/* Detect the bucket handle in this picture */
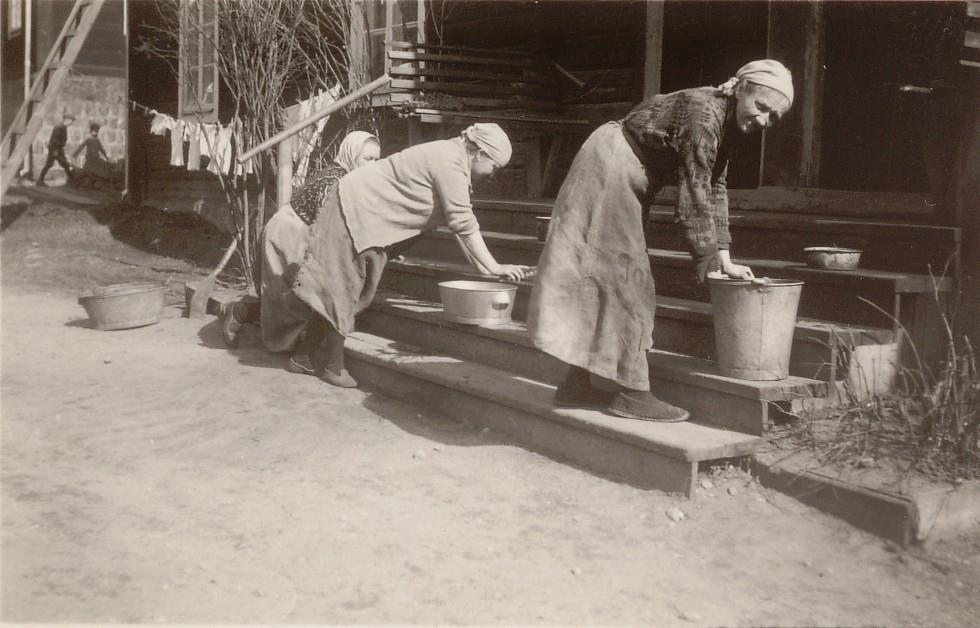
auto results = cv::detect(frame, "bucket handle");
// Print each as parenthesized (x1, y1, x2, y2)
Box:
(491, 292, 512, 310)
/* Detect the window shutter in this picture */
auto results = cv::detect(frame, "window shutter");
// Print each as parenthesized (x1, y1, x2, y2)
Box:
(963, 1, 980, 69)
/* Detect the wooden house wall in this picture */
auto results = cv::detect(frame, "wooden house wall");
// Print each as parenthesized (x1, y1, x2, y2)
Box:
(127, 0, 235, 234)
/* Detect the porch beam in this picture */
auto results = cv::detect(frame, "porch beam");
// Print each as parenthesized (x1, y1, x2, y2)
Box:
(643, 0, 664, 99)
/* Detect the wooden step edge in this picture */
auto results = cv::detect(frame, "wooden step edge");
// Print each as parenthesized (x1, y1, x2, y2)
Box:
(418, 227, 952, 292)
(369, 292, 829, 403)
(647, 207, 961, 236)
(383, 259, 896, 346)
(347, 331, 764, 464)
(472, 200, 959, 237)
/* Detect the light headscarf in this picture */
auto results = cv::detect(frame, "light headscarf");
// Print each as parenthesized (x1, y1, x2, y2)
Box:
(461, 123, 512, 168)
(334, 130, 380, 173)
(718, 59, 794, 106)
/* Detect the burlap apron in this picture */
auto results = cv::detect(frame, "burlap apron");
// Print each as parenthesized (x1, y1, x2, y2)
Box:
(527, 121, 656, 391)
(259, 204, 313, 353)
(290, 186, 382, 339)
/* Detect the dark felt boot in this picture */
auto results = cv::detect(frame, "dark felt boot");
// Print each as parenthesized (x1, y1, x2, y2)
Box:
(319, 323, 358, 388)
(607, 389, 690, 422)
(554, 366, 615, 408)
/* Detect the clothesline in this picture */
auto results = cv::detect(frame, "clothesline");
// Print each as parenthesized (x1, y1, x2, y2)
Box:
(120, 95, 253, 177)
(120, 90, 339, 184)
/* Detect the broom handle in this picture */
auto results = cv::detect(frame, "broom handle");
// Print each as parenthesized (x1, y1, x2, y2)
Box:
(210, 236, 240, 278)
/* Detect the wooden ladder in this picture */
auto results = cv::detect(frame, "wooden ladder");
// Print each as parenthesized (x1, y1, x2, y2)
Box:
(0, 0, 106, 197)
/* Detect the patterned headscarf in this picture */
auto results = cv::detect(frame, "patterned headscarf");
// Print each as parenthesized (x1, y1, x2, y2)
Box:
(461, 123, 512, 167)
(334, 130, 380, 173)
(718, 59, 794, 106)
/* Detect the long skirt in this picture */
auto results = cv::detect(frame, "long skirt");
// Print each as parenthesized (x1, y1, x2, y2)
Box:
(291, 186, 380, 337)
(259, 204, 313, 352)
(526, 121, 656, 391)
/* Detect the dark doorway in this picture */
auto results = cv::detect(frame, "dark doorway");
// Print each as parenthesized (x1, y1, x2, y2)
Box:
(819, 1, 963, 193)
(661, 0, 769, 189)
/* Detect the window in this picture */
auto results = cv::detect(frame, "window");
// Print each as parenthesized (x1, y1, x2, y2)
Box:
(365, 0, 423, 78)
(7, 0, 23, 36)
(179, 0, 219, 122)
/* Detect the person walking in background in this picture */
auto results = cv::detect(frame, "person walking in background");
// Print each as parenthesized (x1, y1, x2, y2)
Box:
(72, 122, 111, 181)
(35, 112, 75, 186)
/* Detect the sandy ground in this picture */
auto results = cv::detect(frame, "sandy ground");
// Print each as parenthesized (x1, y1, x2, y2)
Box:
(2, 201, 980, 626)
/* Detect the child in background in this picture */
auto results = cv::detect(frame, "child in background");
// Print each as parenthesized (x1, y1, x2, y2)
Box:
(35, 113, 74, 186)
(73, 122, 110, 173)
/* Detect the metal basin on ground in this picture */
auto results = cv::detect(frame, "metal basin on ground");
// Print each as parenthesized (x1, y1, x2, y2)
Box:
(78, 281, 166, 330)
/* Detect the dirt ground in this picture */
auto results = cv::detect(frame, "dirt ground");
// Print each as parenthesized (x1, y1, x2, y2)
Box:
(2, 199, 979, 626)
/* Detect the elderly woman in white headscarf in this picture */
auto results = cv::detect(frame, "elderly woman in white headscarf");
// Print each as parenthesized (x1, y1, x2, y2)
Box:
(291, 122, 533, 388)
(528, 59, 794, 422)
(222, 130, 380, 357)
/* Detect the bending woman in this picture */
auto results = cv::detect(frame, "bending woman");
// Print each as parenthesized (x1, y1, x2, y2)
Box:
(222, 131, 380, 375)
(528, 60, 794, 422)
(292, 123, 533, 388)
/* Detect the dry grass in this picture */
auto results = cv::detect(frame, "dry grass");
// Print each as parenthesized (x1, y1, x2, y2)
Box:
(769, 267, 979, 484)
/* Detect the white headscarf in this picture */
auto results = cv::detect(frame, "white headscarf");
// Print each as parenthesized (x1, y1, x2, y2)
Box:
(461, 123, 512, 168)
(334, 130, 380, 173)
(718, 59, 794, 106)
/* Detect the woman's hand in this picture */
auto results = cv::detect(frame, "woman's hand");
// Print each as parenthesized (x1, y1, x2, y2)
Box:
(497, 264, 534, 282)
(720, 262, 755, 280)
(715, 250, 754, 280)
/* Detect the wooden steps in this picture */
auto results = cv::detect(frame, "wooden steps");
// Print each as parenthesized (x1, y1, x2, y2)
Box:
(398, 227, 949, 329)
(345, 330, 763, 497)
(359, 292, 829, 436)
(469, 198, 960, 276)
(378, 258, 897, 386)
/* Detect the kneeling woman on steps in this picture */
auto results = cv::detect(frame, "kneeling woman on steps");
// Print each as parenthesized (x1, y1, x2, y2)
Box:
(226, 131, 382, 380)
(528, 60, 794, 422)
(292, 123, 534, 388)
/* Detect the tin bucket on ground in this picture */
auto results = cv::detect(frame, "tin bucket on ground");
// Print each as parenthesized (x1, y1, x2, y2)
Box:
(78, 281, 166, 330)
(708, 278, 804, 380)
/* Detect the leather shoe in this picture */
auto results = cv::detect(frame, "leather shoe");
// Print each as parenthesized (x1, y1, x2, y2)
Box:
(222, 301, 245, 348)
(320, 368, 358, 388)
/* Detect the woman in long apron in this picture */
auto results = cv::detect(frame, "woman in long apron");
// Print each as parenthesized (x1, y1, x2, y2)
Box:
(292, 123, 533, 388)
(221, 131, 380, 370)
(528, 60, 794, 422)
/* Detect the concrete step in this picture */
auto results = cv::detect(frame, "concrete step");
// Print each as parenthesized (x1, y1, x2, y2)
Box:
(379, 257, 898, 387)
(471, 198, 960, 276)
(359, 291, 830, 435)
(400, 227, 951, 328)
(345, 330, 764, 497)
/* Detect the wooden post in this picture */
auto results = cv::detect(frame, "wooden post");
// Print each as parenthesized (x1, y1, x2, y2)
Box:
(525, 136, 543, 199)
(762, 1, 824, 187)
(643, 0, 665, 99)
(276, 104, 299, 210)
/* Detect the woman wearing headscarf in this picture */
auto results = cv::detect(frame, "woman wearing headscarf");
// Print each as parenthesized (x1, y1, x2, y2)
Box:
(528, 60, 794, 422)
(221, 131, 380, 358)
(291, 122, 533, 388)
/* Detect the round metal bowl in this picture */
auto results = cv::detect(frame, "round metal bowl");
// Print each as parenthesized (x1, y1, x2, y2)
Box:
(438, 280, 517, 326)
(77, 281, 166, 330)
(804, 247, 863, 271)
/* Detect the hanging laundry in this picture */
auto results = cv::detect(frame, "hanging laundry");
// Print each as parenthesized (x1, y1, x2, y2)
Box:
(186, 122, 201, 170)
(149, 112, 174, 136)
(207, 125, 234, 176)
(170, 120, 186, 167)
(200, 123, 218, 160)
